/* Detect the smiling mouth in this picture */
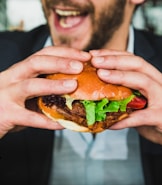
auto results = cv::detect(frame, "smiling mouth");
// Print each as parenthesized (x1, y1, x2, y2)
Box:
(54, 8, 88, 29)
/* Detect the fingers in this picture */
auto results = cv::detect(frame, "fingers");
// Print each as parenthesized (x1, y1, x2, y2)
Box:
(36, 46, 91, 60)
(97, 69, 161, 98)
(109, 111, 162, 145)
(0, 47, 91, 137)
(0, 108, 64, 138)
(89, 49, 162, 140)
(90, 49, 133, 56)
(9, 78, 78, 100)
(91, 51, 162, 85)
(13, 108, 63, 130)
(90, 50, 162, 100)
(0, 46, 91, 87)
(109, 108, 162, 130)
(1, 56, 82, 86)
(109, 110, 149, 130)
(15, 57, 83, 78)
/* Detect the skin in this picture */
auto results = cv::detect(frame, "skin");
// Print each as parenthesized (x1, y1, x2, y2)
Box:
(0, 47, 91, 138)
(90, 49, 162, 144)
(42, 0, 128, 50)
(1, 0, 162, 144)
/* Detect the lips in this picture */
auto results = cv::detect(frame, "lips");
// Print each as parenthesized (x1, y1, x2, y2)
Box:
(53, 8, 88, 30)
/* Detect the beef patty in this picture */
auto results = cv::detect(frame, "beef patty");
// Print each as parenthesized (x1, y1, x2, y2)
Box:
(41, 95, 133, 131)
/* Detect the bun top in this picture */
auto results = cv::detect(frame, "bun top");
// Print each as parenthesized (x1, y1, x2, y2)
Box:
(47, 63, 132, 100)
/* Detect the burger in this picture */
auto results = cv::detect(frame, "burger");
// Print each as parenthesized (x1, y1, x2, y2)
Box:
(38, 63, 147, 133)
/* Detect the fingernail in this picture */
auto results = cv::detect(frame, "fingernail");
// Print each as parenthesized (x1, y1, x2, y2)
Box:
(63, 80, 76, 88)
(90, 50, 100, 56)
(70, 61, 83, 71)
(81, 51, 90, 59)
(99, 69, 110, 77)
(93, 57, 104, 64)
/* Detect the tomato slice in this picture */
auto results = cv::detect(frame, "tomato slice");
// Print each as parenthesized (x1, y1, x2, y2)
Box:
(127, 96, 147, 109)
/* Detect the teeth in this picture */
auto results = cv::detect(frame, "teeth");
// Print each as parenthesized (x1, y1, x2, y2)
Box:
(55, 9, 81, 16)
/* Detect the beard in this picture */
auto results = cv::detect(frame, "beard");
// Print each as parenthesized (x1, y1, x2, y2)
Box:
(44, 0, 126, 51)
(84, 1, 127, 51)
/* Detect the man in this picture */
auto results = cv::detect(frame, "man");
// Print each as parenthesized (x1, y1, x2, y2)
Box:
(1, 0, 162, 184)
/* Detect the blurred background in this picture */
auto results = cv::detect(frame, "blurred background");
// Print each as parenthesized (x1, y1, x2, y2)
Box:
(0, 0, 46, 31)
(0, 0, 162, 35)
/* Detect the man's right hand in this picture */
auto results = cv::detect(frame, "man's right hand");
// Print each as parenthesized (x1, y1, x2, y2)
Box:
(0, 46, 91, 138)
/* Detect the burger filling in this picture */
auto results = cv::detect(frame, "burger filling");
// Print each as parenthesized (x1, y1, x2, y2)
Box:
(81, 95, 135, 126)
(41, 94, 137, 129)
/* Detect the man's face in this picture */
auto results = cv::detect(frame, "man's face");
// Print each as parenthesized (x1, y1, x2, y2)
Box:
(42, 0, 126, 51)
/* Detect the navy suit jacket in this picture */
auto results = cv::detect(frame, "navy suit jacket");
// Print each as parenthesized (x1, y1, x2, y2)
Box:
(0, 25, 162, 185)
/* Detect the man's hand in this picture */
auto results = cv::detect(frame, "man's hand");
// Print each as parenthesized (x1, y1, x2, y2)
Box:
(0, 46, 91, 138)
(90, 49, 162, 144)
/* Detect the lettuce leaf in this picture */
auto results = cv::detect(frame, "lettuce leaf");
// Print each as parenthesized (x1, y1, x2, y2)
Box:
(64, 94, 135, 126)
(81, 100, 96, 126)
(95, 98, 109, 121)
(81, 95, 135, 126)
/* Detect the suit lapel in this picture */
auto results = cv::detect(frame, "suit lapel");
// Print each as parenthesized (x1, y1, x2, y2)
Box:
(0, 25, 54, 185)
(134, 29, 162, 185)
(134, 29, 162, 71)
(24, 25, 54, 185)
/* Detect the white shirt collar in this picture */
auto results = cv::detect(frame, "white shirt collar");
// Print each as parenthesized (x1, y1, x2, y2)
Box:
(127, 25, 134, 53)
(44, 36, 53, 47)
